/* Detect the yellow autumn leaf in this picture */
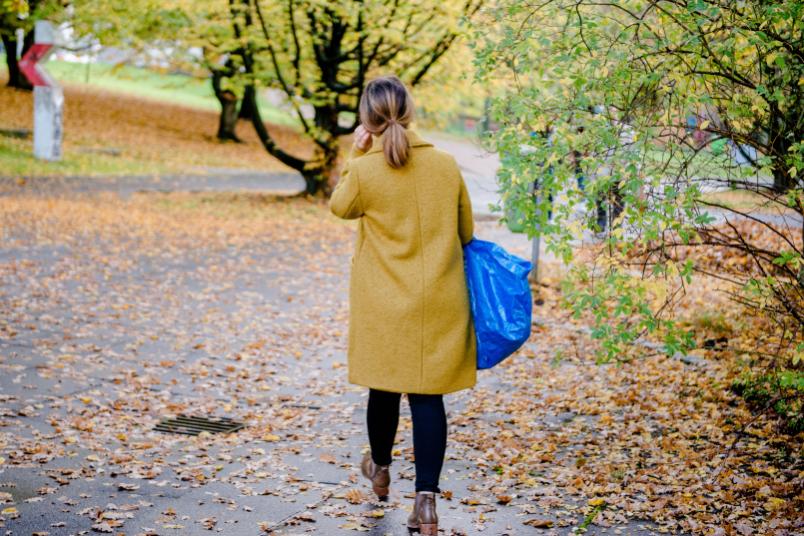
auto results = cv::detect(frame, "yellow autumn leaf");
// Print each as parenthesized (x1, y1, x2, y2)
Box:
(524, 519, 554, 528)
(339, 521, 370, 531)
(344, 488, 366, 504)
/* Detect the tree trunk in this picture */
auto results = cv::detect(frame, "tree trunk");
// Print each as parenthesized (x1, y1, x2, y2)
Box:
(2, 32, 32, 90)
(766, 88, 796, 192)
(773, 167, 793, 193)
(238, 85, 255, 120)
(217, 92, 240, 142)
(301, 140, 339, 197)
(246, 87, 313, 191)
(300, 106, 343, 196)
(771, 128, 794, 192)
(212, 71, 240, 142)
(301, 169, 329, 196)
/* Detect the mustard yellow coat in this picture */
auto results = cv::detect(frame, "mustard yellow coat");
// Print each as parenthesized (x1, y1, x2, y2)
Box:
(330, 129, 476, 394)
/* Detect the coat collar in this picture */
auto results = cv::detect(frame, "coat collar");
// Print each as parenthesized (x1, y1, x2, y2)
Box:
(366, 128, 433, 154)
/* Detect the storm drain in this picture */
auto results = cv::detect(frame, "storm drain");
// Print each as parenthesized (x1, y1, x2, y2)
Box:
(154, 415, 244, 436)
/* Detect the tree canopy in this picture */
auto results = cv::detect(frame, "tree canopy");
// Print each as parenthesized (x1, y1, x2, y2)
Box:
(64, 0, 482, 194)
(474, 0, 804, 362)
(218, 0, 483, 194)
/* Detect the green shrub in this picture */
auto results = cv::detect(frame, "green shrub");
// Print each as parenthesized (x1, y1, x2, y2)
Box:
(732, 370, 804, 434)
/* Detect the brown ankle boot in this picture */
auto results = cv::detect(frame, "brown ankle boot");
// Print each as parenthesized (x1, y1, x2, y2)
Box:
(407, 491, 438, 535)
(360, 452, 390, 499)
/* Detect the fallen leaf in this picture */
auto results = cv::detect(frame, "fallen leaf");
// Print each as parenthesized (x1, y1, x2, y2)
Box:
(524, 519, 554, 528)
(764, 497, 785, 511)
(344, 488, 366, 505)
(91, 521, 115, 533)
(1, 507, 19, 518)
(339, 521, 371, 531)
(293, 511, 315, 522)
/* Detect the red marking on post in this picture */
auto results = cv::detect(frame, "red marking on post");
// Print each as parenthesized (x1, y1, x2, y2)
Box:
(19, 43, 54, 87)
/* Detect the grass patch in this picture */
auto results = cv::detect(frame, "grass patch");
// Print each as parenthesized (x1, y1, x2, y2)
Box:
(699, 188, 794, 214)
(0, 135, 169, 177)
(0, 76, 313, 177)
(1, 54, 298, 128)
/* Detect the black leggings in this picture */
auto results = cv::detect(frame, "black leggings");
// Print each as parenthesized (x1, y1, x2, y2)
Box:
(366, 388, 447, 493)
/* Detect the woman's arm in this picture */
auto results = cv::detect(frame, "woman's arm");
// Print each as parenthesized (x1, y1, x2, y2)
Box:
(330, 151, 364, 220)
(330, 145, 367, 220)
(458, 175, 474, 245)
(331, 127, 372, 220)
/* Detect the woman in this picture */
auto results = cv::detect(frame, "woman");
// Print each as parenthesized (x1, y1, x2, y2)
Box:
(330, 75, 475, 536)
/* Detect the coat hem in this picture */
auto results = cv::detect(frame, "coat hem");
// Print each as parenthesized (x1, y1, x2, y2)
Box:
(347, 374, 476, 395)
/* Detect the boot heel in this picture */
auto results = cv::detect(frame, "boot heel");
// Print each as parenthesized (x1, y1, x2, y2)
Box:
(419, 523, 438, 535)
(361, 453, 391, 500)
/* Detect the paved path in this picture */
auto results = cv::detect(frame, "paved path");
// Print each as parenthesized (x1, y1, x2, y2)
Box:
(0, 131, 503, 216)
(0, 171, 305, 199)
(0, 185, 669, 534)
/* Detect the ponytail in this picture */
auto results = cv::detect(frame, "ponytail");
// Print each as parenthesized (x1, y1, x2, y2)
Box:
(383, 121, 410, 168)
(359, 75, 414, 168)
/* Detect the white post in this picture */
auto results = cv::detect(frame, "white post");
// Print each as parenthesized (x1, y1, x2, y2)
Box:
(20, 21, 62, 161)
(33, 85, 63, 161)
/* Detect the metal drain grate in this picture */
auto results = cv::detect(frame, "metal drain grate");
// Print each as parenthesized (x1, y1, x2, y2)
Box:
(154, 415, 244, 436)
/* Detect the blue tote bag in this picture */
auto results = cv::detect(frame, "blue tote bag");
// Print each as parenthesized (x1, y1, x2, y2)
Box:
(463, 239, 533, 369)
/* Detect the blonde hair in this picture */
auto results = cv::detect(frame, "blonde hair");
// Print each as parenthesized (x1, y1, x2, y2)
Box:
(358, 75, 414, 168)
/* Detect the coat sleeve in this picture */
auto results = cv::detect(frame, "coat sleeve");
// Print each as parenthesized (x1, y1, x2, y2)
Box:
(330, 146, 365, 220)
(458, 173, 474, 245)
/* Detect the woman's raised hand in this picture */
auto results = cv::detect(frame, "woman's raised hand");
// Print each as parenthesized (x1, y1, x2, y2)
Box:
(354, 125, 373, 153)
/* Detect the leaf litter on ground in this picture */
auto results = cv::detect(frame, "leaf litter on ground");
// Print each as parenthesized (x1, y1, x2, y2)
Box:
(0, 192, 800, 535)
